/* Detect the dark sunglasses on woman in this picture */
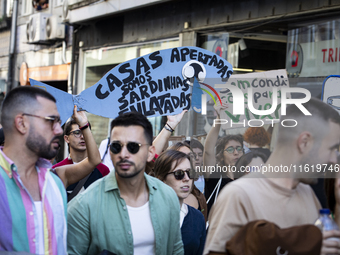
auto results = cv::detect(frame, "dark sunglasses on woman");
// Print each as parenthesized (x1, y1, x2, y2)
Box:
(167, 169, 193, 180)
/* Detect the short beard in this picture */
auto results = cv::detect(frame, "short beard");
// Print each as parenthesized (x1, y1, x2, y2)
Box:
(26, 125, 60, 160)
(115, 160, 145, 179)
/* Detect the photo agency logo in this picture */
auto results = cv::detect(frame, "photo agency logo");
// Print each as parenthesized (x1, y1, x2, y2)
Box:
(183, 62, 313, 128)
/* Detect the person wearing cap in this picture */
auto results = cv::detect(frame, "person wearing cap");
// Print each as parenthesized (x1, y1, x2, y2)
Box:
(204, 98, 340, 255)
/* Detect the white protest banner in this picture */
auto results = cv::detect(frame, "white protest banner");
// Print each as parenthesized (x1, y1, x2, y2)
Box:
(217, 69, 290, 129)
(30, 46, 233, 124)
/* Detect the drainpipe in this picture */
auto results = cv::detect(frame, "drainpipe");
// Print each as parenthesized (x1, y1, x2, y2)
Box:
(62, 40, 67, 64)
(69, 25, 79, 94)
(7, 0, 18, 91)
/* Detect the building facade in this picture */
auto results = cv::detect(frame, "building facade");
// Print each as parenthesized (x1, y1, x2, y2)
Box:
(6, 0, 340, 146)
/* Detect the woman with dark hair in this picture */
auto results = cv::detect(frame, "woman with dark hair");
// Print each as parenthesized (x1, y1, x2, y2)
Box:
(168, 142, 208, 222)
(154, 150, 206, 255)
(234, 151, 268, 179)
(243, 126, 271, 158)
(203, 103, 244, 214)
(214, 134, 245, 171)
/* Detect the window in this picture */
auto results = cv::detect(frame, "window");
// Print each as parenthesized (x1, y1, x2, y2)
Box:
(54, 0, 63, 7)
(32, 0, 49, 11)
(21, 0, 33, 15)
(6, 0, 14, 17)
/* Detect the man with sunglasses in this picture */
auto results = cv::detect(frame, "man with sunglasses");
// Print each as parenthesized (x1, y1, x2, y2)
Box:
(0, 86, 67, 254)
(204, 98, 340, 254)
(53, 119, 109, 202)
(67, 111, 184, 255)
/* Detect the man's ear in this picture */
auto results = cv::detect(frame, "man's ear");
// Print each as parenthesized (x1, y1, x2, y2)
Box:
(14, 115, 28, 135)
(147, 145, 156, 162)
(64, 135, 70, 144)
(297, 131, 313, 154)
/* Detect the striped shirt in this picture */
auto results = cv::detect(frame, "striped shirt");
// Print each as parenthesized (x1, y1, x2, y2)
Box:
(0, 149, 67, 254)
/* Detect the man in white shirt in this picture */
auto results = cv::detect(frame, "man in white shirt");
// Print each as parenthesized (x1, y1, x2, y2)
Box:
(67, 111, 184, 255)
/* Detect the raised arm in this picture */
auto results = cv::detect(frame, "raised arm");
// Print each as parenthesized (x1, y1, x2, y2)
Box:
(203, 102, 228, 178)
(54, 105, 101, 187)
(152, 110, 187, 156)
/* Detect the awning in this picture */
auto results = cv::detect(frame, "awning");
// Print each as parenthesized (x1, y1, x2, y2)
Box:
(20, 63, 70, 85)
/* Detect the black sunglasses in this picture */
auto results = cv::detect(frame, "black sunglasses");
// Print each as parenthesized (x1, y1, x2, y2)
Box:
(110, 141, 149, 154)
(167, 169, 193, 180)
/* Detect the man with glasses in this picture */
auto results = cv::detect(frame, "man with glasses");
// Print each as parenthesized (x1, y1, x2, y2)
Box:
(204, 98, 340, 254)
(53, 119, 109, 202)
(0, 86, 67, 254)
(67, 111, 184, 255)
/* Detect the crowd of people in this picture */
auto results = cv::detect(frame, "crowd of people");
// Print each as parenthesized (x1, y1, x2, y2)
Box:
(0, 86, 340, 255)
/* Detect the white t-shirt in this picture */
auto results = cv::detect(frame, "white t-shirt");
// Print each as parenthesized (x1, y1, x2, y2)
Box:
(127, 202, 155, 255)
(34, 201, 44, 255)
(99, 138, 114, 171)
(180, 203, 188, 228)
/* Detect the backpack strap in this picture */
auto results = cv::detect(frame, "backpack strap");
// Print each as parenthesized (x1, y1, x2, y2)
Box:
(67, 173, 91, 202)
